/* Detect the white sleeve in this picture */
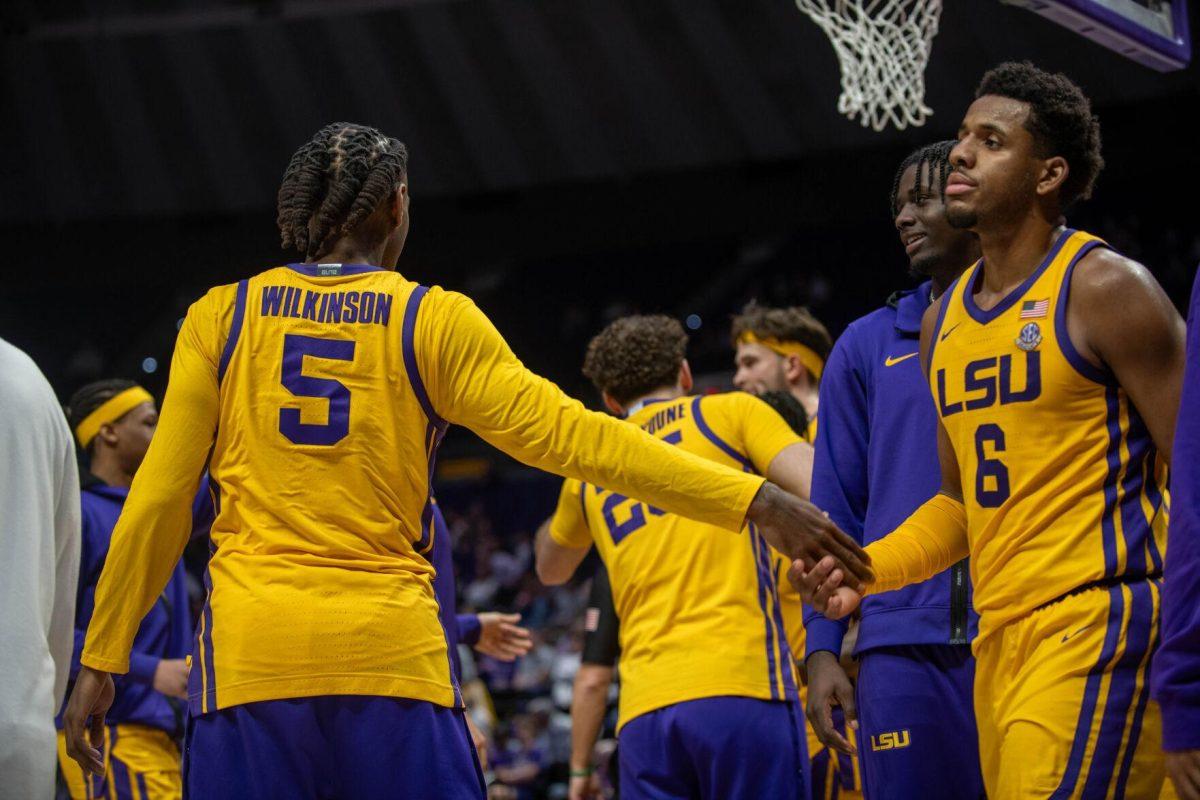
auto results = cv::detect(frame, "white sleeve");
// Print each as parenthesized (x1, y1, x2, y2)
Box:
(0, 338, 80, 800)
(50, 412, 81, 709)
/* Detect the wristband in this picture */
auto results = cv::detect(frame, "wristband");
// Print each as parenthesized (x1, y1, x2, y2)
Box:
(569, 767, 595, 778)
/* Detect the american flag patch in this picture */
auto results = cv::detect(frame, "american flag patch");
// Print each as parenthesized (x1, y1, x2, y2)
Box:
(1020, 299, 1049, 319)
(585, 607, 600, 632)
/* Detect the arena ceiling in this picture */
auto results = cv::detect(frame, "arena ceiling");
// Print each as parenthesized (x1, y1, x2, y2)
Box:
(2, 0, 1197, 223)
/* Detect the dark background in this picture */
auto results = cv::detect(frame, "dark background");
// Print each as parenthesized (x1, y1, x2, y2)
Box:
(3, 0, 1198, 464)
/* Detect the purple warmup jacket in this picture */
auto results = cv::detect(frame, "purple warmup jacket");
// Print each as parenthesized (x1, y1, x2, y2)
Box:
(805, 282, 978, 658)
(1152, 266, 1200, 751)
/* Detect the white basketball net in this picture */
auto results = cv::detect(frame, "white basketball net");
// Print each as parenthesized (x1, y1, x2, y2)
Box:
(794, 0, 943, 131)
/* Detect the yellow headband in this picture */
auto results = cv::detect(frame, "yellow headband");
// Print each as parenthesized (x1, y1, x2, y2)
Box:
(737, 331, 825, 381)
(74, 386, 154, 448)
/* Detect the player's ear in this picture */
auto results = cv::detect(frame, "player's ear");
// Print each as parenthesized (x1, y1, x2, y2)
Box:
(391, 183, 407, 227)
(783, 354, 805, 385)
(97, 423, 119, 449)
(602, 392, 625, 417)
(1036, 156, 1069, 200)
(679, 360, 693, 394)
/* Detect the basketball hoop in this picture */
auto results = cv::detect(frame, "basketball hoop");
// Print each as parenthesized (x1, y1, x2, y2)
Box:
(794, 0, 943, 132)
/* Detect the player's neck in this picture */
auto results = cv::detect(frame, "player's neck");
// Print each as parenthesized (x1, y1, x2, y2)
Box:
(791, 387, 818, 422)
(624, 386, 683, 416)
(312, 239, 388, 269)
(90, 453, 134, 489)
(976, 214, 1062, 295)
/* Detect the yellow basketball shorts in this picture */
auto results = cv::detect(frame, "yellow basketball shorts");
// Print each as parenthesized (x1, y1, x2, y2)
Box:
(57, 724, 182, 800)
(973, 578, 1165, 799)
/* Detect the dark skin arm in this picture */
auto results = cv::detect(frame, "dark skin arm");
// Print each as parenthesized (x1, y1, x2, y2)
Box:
(1067, 248, 1185, 462)
(790, 293, 963, 618)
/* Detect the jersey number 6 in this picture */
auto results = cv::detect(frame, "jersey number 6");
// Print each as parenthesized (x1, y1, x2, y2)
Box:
(279, 333, 355, 446)
(974, 423, 1010, 508)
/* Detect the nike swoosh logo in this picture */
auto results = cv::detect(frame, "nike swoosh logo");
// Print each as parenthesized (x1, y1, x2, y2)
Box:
(939, 323, 961, 342)
(884, 352, 919, 367)
(1061, 624, 1093, 643)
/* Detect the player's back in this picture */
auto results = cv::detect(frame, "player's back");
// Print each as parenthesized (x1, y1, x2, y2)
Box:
(194, 263, 453, 713)
(551, 392, 799, 729)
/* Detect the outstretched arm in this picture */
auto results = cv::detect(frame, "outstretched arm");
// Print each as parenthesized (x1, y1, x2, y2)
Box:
(421, 291, 871, 586)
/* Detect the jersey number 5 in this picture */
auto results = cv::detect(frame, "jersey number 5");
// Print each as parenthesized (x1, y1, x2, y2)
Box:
(279, 334, 355, 446)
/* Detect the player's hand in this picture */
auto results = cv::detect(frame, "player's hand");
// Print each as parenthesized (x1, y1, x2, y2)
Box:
(788, 556, 864, 619)
(1167, 750, 1200, 800)
(465, 714, 489, 771)
(746, 482, 872, 591)
(152, 658, 190, 699)
(806, 650, 857, 755)
(62, 666, 116, 777)
(569, 772, 602, 800)
(475, 613, 533, 661)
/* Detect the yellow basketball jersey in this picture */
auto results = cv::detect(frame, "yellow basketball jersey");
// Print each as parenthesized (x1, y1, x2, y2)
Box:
(929, 229, 1168, 644)
(82, 262, 767, 715)
(548, 392, 801, 730)
(196, 265, 452, 713)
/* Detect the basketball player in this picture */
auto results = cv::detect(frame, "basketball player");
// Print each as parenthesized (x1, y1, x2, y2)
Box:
(56, 380, 214, 800)
(803, 141, 985, 800)
(536, 314, 814, 799)
(732, 303, 831, 440)
(61, 122, 869, 799)
(729, 312, 863, 799)
(1154, 265, 1200, 800)
(796, 62, 1185, 798)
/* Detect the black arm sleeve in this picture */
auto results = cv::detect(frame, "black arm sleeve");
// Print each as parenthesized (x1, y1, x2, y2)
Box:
(581, 561, 620, 667)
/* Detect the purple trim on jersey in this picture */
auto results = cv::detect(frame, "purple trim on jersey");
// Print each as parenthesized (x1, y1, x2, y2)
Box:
(747, 524, 780, 701)
(689, 396, 752, 471)
(217, 279, 249, 385)
(1119, 406, 1155, 576)
(402, 285, 447, 429)
(925, 272, 962, 373)
(1081, 580, 1156, 796)
(761, 547, 798, 701)
(285, 263, 386, 276)
(197, 539, 218, 715)
(136, 773, 149, 800)
(1100, 388, 1123, 579)
(1053, 240, 1114, 385)
(1050, 585, 1125, 799)
(963, 229, 1074, 325)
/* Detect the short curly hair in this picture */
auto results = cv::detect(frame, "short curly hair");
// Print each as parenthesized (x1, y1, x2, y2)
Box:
(976, 61, 1103, 209)
(730, 302, 833, 368)
(582, 315, 688, 406)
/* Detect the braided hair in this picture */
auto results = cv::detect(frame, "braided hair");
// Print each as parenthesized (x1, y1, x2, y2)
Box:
(66, 379, 137, 455)
(889, 140, 956, 217)
(276, 123, 409, 260)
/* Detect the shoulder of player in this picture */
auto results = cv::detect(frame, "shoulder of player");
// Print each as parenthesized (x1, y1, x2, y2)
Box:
(1068, 247, 1165, 324)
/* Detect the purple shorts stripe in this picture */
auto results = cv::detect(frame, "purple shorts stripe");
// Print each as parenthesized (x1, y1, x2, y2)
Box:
(1114, 581, 1161, 796)
(1050, 586, 1126, 799)
(1081, 581, 1156, 796)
